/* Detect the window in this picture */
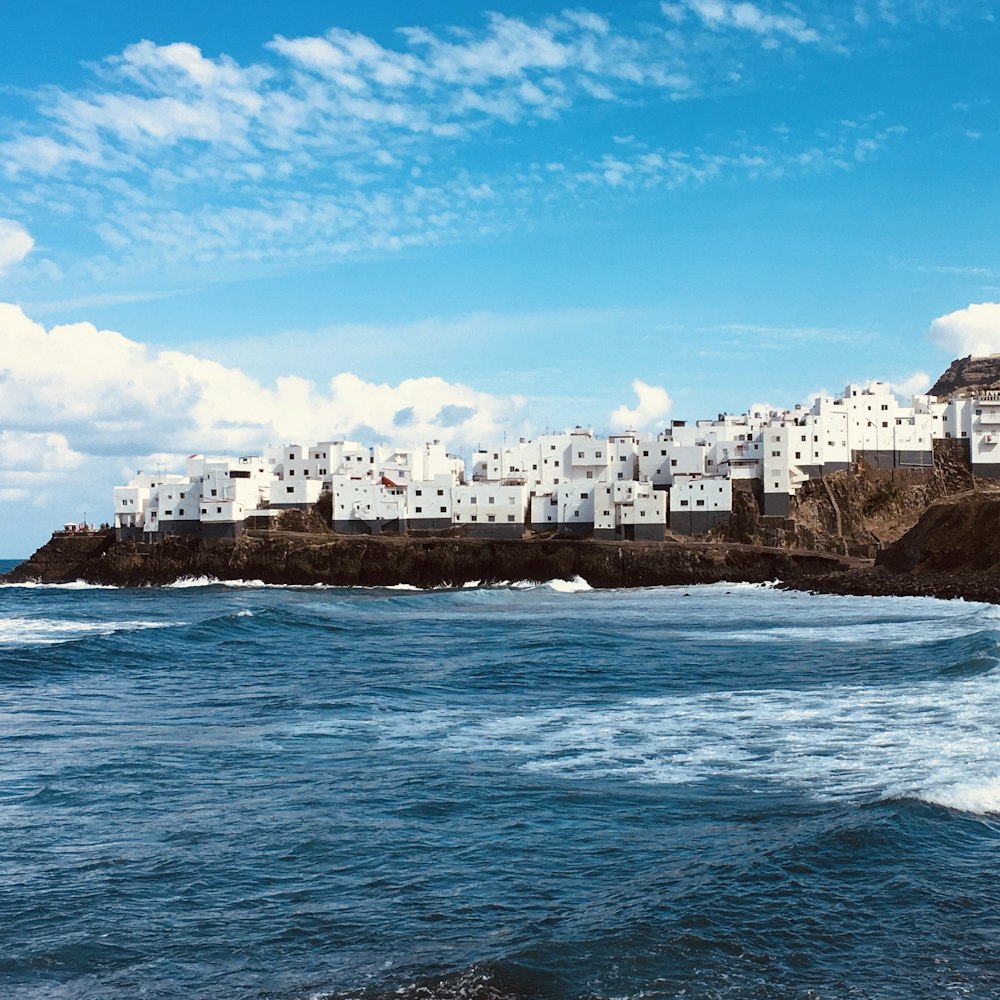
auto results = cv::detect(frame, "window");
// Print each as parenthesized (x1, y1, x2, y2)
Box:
(882, 422, 888, 429)
(680, 500, 689, 507)
(640, 511, 646, 517)
(471, 515, 478, 522)
(670, 459, 677, 467)
(581, 493, 588, 499)
(603, 510, 610, 516)
(415, 489, 422, 496)
(164, 510, 172, 516)
(795, 452, 801, 460)
(211, 489, 217, 496)
(440, 507, 447, 514)
(286, 486, 294, 494)
(578, 451, 584, 458)
(437, 489, 444, 496)
(201, 508, 207, 515)
(881, 404, 888, 411)
(550, 497, 557, 506)
(289, 454, 296, 460)
(661, 450, 667, 457)
(415, 506, 422, 513)
(554, 460, 560, 467)
(696, 499, 705, 507)
(507, 514, 515, 522)
(532, 464, 538, 471)
(642, 450, 649, 457)
(217, 506, 222, 514)
(595, 451, 602, 459)
(180, 492, 186, 499)
(493, 453, 499, 459)
(618, 473, 624, 480)
(488, 496, 495, 504)
(488, 514, 496, 522)
(774, 482, 779, 489)
(620, 455, 627, 462)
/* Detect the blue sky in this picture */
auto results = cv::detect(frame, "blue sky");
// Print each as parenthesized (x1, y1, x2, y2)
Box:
(1, 0, 999, 553)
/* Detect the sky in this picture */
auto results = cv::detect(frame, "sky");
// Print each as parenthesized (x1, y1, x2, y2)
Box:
(2, 0, 1000, 554)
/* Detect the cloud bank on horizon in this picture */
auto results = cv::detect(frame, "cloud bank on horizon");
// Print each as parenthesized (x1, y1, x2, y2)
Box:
(0, 299, 978, 535)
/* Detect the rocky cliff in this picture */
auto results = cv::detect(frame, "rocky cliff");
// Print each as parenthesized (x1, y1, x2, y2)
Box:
(928, 354, 1000, 399)
(3, 530, 857, 589)
(711, 439, 975, 558)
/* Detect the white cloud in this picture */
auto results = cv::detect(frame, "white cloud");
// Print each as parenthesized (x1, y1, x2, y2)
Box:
(929, 302, 1000, 357)
(0, 302, 527, 505)
(0, 218, 34, 274)
(610, 379, 673, 429)
(888, 371, 931, 398)
(682, 0, 821, 44)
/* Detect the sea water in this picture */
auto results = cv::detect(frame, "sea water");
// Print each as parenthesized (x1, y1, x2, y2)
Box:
(2, 565, 1000, 999)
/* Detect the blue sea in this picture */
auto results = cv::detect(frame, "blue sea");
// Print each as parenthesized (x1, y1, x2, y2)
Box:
(3, 563, 1000, 1000)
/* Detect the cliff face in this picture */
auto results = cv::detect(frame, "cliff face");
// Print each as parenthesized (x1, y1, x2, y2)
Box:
(876, 494, 1000, 575)
(4, 531, 856, 589)
(710, 440, 974, 558)
(928, 355, 1000, 399)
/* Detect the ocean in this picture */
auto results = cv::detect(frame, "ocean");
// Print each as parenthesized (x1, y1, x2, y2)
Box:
(2, 566, 1000, 1000)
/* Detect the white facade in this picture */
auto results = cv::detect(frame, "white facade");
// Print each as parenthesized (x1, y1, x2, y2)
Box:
(115, 370, 1000, 542)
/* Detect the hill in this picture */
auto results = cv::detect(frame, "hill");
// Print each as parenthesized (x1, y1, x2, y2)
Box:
(928, 354, 1000, 399)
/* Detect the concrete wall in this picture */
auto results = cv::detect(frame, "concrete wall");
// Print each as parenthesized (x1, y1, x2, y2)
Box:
(669, 509, 731, 536)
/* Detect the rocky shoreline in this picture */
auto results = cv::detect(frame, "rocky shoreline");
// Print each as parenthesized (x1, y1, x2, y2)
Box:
(7, 491, 1000, 602)
(1, 530, 860, 590)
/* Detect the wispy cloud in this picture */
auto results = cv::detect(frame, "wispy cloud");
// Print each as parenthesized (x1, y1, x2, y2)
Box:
(0, 218, 34, 275)
(0, 6, 944, 291)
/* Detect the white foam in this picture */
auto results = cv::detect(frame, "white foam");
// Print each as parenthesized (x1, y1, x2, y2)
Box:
(233, 609, 254, 618)
(918, 778, 1000, 816)
(544, 576, 592, 593)
(0, 580, 118, 590)
(384, 583, 422, 591)
(367, 667, 1000, 809)
(0, 616, 174, 646)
